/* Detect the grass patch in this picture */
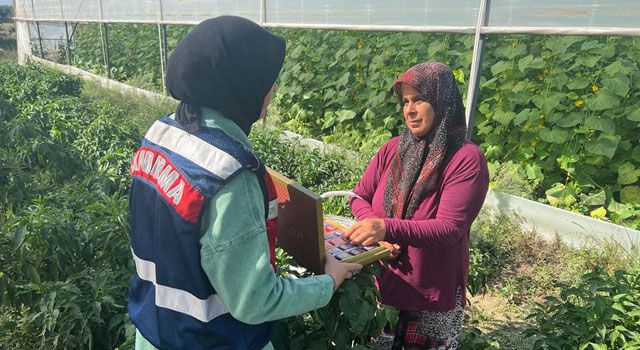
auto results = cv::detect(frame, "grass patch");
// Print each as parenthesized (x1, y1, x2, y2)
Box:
(466, 211, 640, 349)
(80, 79, 177, 133)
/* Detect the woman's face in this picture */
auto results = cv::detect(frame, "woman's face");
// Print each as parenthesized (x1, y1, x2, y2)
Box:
(401, 83, 435, 137)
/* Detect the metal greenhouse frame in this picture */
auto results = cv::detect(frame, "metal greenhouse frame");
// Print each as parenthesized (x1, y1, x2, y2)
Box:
(11, 0, 640, 250)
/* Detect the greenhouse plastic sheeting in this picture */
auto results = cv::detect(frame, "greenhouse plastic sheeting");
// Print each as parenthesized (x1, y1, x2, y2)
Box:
(264, 0, 479, 27)
(15, 0, 262, 23)
(15, 0, 640, 29)
(488, 0, 640, 29)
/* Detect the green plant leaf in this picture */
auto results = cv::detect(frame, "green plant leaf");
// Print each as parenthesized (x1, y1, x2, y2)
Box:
(495, 44, 526, 59)
(514, 109, 531, 126)
(361, 109, 376, 121)
(491, 61, 510, 76)
(620, 186, 640, 204)
(539, 128, 569, 144)
(526, 163, 545, 183)
(322, 111, 336, 129)
(493, 109, 516, 125)
(336, 109, 356, 123)
(628, 106, 640, 122)
(428, 40, 446, 57)
(604, 61, 630, 76)
(532, 94, 562, 114)
(557, 154, 578, 176)
(602, 75, 630, 97)
(567, 77, 591, 90)
(518, 55, 545, 71)
(590, 207, 607, 219)
(554, 112, 582, 128)
(585, 115, 616, 134)
(587, 90, 621, 111)
(452, 69, 465, 84)
(587, 342, 608, 350)
(581, 40, 603, 50)
(478, 103, 492, 116)
(546, 183, 576, 207)
(585, 134, 619, 159)
(618, 162, 639, 185)
(632, 146, 640, 162)
(582, 190, 606, 206)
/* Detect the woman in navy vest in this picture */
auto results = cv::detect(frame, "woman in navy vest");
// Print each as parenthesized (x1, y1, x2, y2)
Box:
(128, 16, 362, 350)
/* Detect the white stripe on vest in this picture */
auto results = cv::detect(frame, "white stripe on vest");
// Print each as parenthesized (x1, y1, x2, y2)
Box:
(145, 121, 243, 179)
(132, 249, 229, 322)
(267, 199, 278, 220)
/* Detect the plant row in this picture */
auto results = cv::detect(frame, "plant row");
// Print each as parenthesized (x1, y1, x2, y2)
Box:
(1, 61, 638, 349)
(59, 24, 640, 228)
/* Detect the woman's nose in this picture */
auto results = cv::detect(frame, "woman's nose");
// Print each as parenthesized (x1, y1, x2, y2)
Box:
(405, 101, 416, 113)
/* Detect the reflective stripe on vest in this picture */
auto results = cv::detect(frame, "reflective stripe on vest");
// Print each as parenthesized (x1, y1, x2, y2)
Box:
(144, 120, 243, 179)
(267, 199, 278, 221)
(132, 249, 229, 322)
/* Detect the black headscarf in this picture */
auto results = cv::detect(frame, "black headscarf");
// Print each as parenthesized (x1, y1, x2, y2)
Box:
(166, 16, 286, 135)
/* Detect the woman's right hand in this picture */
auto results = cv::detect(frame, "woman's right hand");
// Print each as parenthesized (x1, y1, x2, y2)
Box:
(324, 252, 362, 292)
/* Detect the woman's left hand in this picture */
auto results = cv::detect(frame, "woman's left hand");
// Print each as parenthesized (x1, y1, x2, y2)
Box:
(345, 218, 386, 246)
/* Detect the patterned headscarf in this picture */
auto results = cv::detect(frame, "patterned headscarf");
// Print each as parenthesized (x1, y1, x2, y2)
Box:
(383, 62, 467, 219)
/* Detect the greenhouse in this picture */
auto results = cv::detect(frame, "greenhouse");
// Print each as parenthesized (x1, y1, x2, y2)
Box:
(1, 0, 639, 348)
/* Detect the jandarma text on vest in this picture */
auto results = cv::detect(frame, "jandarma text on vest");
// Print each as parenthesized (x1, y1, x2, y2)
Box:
(131, 147, 185, 205)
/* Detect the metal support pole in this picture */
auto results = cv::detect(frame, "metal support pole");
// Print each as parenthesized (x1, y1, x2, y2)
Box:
(64, 22, 71, 64)
(29, 0, 44, 57)
(464, 0, 490, 140)
(158, 23, 167, 93)
(100, 23, 111, 78)
(34, 21, 44, 58)
(157, 0, 168, 94)
(260, 0, 267, 26)
(98, 0, 111, 78)
(59, 0, 70, 64)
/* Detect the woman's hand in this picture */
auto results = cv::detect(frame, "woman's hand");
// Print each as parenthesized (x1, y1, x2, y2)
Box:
(324, 252, 362, 291)
(378, 241, 402, 260)
(344, 218, 386, 246)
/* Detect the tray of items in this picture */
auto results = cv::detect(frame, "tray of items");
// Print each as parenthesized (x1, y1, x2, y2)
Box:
(323, 215, 390, 265)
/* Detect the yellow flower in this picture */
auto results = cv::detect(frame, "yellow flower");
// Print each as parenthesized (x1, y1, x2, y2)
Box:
(575, 99, 584, 107)
(592, 84, 599, 92)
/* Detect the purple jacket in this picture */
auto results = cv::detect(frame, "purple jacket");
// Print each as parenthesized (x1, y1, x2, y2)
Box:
(350, 137, 488, 311)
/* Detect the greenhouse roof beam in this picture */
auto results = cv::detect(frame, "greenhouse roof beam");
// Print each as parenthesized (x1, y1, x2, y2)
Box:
(12, 16, 640, 37)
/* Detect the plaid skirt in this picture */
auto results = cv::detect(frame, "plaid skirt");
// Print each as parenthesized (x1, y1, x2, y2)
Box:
(376, 288, 464, 350)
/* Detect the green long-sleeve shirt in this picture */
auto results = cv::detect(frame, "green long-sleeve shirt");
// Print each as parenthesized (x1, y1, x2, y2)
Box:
(135, 108, 333, 349)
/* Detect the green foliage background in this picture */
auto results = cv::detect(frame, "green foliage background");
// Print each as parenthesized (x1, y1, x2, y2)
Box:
(1, 61, 638, 349)
(0, 63, 138, 349)
(65, 24, 640, 228)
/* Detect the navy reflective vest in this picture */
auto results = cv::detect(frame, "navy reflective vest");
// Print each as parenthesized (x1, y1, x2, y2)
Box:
(128, 117, 276, 349)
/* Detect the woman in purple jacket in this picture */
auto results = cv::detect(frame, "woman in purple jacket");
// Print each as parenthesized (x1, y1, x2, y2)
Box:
(345, 62, 489, 349)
